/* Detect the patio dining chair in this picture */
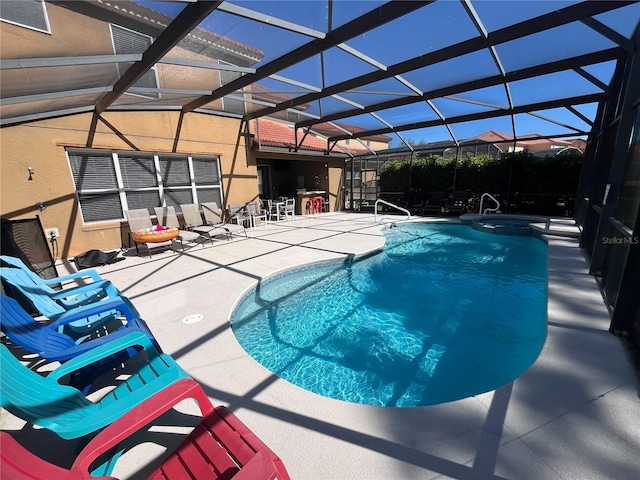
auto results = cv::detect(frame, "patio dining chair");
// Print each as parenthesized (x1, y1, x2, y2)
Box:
(228, 203, 252, 228)
(246, 200, 268, 227)
(279, 198, 295, 221)
(179, 203, 231, 241)
(201, 202, 247, 238)
(265, 199, 284, 221)
(0, 378, 291, 480)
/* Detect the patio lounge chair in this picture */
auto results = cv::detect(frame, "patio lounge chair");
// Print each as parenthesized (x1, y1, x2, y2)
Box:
(125, 209, 175, 257)
(154, 206, 206, 249)
(179, 203, 231, 241)
(422, 191, 445, 215)
(0, 266, 136, 337)
(447, 190, 469, 215)
(0, 330, 188, 440)
(0, 378, 291, 480)
(1, 254, 103, 291)
(0, 254, 117, 315)
(201, 202, 247, 237)
(0, 294, 160, 362)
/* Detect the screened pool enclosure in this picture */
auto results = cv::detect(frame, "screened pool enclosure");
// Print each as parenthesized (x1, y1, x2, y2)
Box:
(1, 2, 639, 351)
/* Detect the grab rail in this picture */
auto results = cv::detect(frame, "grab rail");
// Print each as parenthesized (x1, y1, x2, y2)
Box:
(374, 199, 411, 223)
(479, 193, 500, 214)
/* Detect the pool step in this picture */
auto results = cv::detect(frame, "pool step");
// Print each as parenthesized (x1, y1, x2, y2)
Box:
(529, 221, 581, 238)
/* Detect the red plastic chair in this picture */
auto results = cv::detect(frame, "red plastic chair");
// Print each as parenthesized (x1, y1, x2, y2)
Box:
(1, 379, 290, 480)
(311, 197, 323, 214)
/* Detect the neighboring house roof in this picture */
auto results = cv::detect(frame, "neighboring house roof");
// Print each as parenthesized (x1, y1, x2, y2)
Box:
(248, 88, 392, 146)
(251, 119, 329, 153)
(250, 84, 312, 111)
(569, 138, 587, 152)
(470, 131, 575, 152)
(251, 118, 388, 155)
(311, 122, 392, 145)
(472, 131, 514, 143)
(532, 147, 584, 158)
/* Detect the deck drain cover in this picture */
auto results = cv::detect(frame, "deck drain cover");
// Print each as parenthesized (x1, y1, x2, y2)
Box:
(181, 314, 204, 325)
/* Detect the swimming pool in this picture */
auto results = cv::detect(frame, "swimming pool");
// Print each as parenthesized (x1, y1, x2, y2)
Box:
(231, 222, 548, 407)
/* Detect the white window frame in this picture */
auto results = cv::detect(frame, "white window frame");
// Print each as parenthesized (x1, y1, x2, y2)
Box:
(66, 149, 223, 224)
(110, 24, 160, 99)
(0, 0, 51, 34)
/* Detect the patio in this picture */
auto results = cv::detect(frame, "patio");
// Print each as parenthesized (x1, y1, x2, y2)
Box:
(2, 212, 639, 479)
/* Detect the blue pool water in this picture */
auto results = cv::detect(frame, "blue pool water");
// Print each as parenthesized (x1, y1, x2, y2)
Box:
(231, 223, 547, 407)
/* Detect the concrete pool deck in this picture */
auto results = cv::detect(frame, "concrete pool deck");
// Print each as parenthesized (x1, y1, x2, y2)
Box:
(2, 212, 639, 479)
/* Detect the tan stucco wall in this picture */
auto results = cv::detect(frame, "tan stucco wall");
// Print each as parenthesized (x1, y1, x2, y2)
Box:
(0, 111, 256, 259)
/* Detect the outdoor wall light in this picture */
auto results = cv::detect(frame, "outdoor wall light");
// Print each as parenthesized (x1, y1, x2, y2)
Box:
(36, 202, 46, 212)
(28, 167, 34, 181)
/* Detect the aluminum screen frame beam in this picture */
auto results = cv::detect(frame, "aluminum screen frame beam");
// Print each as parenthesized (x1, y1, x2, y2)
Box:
(328, 93, 601, 142)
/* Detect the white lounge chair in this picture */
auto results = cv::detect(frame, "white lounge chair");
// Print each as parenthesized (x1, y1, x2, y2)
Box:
(201, 202, 247, 238)
(154, 206, 205, 250)
(180, 203, 231, 241)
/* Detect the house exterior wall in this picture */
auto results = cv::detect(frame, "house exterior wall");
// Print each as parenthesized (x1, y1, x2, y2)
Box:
(336, 138, 389, 153)
(1, 3, 111, 58)
(0, 2, 227, 111)
(0, 111, 256, 258)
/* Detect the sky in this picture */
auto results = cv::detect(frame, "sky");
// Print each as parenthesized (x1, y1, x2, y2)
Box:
(138, 1, 639, 147)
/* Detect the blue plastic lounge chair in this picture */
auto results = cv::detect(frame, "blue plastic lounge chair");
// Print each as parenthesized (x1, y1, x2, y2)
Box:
(0, 331, 188, 440)
(1, 255, 112, 309)
(0, 294, 160, 362)
(0, 378, 291, 480)
(0, 266, 138, 336)
(1, 254, 103, 285)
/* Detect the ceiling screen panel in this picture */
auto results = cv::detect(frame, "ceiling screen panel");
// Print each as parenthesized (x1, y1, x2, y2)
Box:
(401, 49, 501, 94)
(470, 1, 583, 33)
(509, 70, 604, 107)
(495, 23, 618, 72)
(341, 1, 477, 66)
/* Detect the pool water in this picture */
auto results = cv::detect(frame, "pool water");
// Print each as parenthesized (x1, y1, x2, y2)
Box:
(231, 223, 547, 407)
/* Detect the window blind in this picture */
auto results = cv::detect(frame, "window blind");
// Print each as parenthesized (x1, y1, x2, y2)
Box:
(68, 153, 118, 191)
(159, 157, 190, 187)
(120, 155, 157, 188)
